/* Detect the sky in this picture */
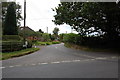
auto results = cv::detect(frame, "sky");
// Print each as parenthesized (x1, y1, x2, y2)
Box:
(15, 0, 77, 34)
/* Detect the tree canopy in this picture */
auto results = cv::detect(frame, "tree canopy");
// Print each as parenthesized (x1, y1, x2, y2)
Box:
(2, 2, 23, 27)
(3, 2, 18, 35)
(53, 27, 59, 35)
(52, 2, 120, 39)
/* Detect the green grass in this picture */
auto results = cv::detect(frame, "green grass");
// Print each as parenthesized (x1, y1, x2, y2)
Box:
(0, 48, 40, 60)
(33, 41, 60, 46)
(33, 41, 52, 45)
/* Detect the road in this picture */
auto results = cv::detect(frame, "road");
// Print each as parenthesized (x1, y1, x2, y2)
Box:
(2, 43, 119, 78)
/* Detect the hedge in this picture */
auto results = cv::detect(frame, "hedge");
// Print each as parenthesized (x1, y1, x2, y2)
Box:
(2, 35, 22, 41)
(2, 41, 24, 52)
(63, 33, 80, 44)
(52, 41, 60, 44)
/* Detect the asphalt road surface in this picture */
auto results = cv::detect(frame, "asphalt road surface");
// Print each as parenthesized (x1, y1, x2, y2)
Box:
(1, 43, 119, 78)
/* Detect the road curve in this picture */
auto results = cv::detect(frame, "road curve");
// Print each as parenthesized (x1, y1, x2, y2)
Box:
(2, 43, 119, 78)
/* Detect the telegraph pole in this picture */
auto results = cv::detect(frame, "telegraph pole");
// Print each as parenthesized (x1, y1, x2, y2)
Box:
(47, 27, 48, 33)
(71, 27, 73, 33)
(23, 0, 26, 45)
(66, 31, 67, 34)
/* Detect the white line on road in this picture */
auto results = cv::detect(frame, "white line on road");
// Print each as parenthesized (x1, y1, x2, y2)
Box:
(72, 60, 81, 62)
(40, 63, 48, 65)
(3, 56, 118, 69)
(51, 61, 60, 64)
(9, 66, 14, 68)
(31, 64, 36, 66)
(61, 61, 71, 63)
(95, 57, 107, 60)
(0, 67, 5, 69)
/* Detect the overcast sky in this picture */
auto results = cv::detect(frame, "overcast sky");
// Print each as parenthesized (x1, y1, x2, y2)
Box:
(15, 0, 77, 34)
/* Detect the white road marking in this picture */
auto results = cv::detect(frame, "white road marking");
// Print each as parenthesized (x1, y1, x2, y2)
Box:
(61, 61, 71, 63)
(95, 57, 107, 60)
(9, 66, 14, 68)
(31, 64, 36, 66)
(3, 56, 118, 69)
(73, 60, 81, 62)
(51, 62, 60, 64)
(55, 47, 58, 49)
(0, 67, 5, 69)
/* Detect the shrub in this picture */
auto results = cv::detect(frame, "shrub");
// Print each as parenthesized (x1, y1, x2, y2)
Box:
(63, 33, 79, 44)
(27, 40, 32, 48)
(2, 41, 24, 52)
(46, 42, 51, 45)
(42, 33, 51, 41)
(2, 35, 22, 41)
(52, 41, 60, 44)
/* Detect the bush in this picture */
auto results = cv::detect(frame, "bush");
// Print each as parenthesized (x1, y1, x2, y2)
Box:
(42, 33, 51, 41)
(2, 35, 22, 41)
(2, 41, 24, 52)
(46, 42, 51, 45)
(27, 40, 32, 48)
(52, 41, 60, 44)
(63, 33, 79, 44)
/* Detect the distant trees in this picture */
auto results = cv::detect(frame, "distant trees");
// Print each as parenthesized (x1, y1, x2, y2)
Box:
(39, 29, 44, 33)
(42, 33, 51, 41)
(53, 27, 59, 40)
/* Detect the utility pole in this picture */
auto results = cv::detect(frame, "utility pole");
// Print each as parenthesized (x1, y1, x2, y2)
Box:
(71, 27, 73, 33)
(66, 31, 67, 34)
(47, 27, 48, 33)
(23, 0, 26, 45)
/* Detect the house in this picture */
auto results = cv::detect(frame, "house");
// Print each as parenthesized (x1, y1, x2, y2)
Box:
(19, 26, 38, 41)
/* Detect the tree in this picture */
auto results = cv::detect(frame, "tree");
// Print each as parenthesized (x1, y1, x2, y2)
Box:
(52, 2, 120, 39)
(3, 2, 18, 35)
(39, 29, 44, 33)
(2, 2, 23, 35)
(42, 33, 50, 41)
(53, 27, 59, 38)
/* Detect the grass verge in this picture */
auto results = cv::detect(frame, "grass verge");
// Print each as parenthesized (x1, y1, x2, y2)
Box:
(33, 41, 61, 46)
(0, 48, 40, 60)
(64, 43, 120, 53)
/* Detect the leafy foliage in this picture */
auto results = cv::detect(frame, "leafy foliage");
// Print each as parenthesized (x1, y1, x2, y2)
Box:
(39, 29, 44, 33)
(42, 33, 51, 41)
(63, 33, 79, 44)
(53, 27, 60, 40)
(2, 41, 24, 52)
(2, 2, 23, 27)
(53, 2, 120, 39)
(2, 35, 22, 41)
(3, 2, 18, 35)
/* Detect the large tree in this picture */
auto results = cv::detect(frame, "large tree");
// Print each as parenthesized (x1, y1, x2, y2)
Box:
(3, 2, 18, 35)
(2, 2, 23, 26)
(52, 2, 120, 39)
(2, 2, 23, 35)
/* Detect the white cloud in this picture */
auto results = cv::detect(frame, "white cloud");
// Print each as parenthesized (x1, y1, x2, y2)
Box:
(16, 0, 78, 34)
